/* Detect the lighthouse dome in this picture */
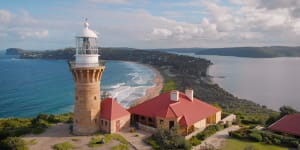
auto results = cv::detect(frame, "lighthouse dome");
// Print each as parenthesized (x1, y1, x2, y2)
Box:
(81, 20, 98, 38)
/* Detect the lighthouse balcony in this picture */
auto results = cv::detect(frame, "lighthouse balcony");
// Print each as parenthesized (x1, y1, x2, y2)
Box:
(68, 61, 105, 68)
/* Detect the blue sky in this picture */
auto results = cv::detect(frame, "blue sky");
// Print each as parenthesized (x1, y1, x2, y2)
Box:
(0, 0, 300, 50)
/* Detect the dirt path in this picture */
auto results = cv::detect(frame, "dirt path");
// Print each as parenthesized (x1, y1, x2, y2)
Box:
(22, 123, 133, 150)
(192, 125, 240, 150)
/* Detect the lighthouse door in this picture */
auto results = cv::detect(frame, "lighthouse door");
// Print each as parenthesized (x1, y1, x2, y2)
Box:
(116, 120, 120, 132)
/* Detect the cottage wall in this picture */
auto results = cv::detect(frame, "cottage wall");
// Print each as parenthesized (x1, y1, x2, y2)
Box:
(110, 115, 130, 133)
(193, 118, 207, 129)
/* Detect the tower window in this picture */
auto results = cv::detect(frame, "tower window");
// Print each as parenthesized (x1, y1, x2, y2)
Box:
(94, 96, 97, 100)
(101, 120, 103, 125)
(76, 96, 78, 100)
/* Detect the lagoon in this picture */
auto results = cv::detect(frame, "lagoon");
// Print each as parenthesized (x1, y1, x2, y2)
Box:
(180, 53, 300, 111)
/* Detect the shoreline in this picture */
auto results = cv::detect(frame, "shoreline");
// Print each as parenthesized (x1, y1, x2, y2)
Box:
(130, 64, 164, 107)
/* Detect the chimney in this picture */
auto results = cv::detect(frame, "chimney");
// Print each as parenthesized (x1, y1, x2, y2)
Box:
(185, 89, 193, 101)
(170, 90, 179, 102)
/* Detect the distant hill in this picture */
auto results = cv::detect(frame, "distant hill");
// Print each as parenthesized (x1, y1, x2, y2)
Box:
(148, 48, 207, 53)
(5, 48, 24, 55)
(194, 46, 300, 58)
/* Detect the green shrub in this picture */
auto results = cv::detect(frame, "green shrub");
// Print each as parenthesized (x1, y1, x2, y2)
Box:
(241, 119, 261, 125)
(196, 124, 224, 140)
(189, 136, 201, 146)
(249, 132, 262, 142)
(147, 127, 191, 150)
(52, 142, 74, 150)
(88, 136, 104, 147)
(230, 128, 300, 148)
(144, 137, 159, 150)
(0, 137, 28, 150)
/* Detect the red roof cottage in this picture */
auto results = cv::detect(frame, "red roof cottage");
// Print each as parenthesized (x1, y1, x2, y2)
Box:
(268, 113, 300, 137)
(129, 89, 221, 135)
(100, 98, 131, 133)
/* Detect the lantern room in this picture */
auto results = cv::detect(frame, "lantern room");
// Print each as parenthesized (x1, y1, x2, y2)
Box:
(75, 19, 99, 67)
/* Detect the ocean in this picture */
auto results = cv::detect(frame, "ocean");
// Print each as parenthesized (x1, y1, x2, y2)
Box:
(0, 51, 154, 118)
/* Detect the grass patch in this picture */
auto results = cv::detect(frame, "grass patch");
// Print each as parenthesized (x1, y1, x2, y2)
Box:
(88, 134, 128, 148)
(111, 144, 129, 150)
(52, 142, 74, 150)
(88, 136, 105, 147)
(162, 79, 177, 93)
(221, 139, 288, 150)
(108, 134, 129, 144)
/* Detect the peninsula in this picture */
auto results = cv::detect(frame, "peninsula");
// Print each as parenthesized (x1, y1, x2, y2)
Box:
(9, 48, 275, 121)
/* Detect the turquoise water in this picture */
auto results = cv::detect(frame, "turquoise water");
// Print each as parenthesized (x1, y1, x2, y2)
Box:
(0, 52, 154, 118)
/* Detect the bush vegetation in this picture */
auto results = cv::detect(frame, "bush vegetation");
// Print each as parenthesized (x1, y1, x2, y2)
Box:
(189, 136, 201, 146)
(145, 127, 191, 150)
(0, 113, 73, 149)
(0, 137, 28, 150)
(229, 128, 300, 148)
(196, 124, 224, 141)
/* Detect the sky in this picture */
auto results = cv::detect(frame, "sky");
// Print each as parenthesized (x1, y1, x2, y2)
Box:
(1, 0, 300, 50)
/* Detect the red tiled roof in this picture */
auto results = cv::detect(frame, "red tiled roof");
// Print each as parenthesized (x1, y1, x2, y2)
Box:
(129, 91, 220, 126)
(100, 98, 130, 121)
(268, 113, 300, 136)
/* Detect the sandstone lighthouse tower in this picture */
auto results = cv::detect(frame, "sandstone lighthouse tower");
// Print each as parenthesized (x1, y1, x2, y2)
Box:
(69, 19, 105, 135)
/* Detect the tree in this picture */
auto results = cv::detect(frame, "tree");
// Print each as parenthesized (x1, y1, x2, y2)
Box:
(279, 106, 298, 117)
(151, 126, 191, 150)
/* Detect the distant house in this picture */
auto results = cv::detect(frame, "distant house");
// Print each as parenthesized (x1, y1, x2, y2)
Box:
(129, 89, 221, 135)
(100, 98, 131, 133)
(268, 113, 300, 137)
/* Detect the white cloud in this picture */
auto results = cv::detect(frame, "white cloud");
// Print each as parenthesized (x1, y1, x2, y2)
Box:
(144, 0, 300, 47)
(18, 30, 49, 39)
(2, 1, 300, 49)
(0, 10, 11, 24)
(151, 28, 172, 39)
(0, 9, 49, 43)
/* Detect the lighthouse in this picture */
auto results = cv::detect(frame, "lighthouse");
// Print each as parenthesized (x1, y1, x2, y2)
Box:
(69, 19, 105, 135)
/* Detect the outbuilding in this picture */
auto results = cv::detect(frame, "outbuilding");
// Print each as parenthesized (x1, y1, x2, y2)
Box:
(100, 98, 131, 133)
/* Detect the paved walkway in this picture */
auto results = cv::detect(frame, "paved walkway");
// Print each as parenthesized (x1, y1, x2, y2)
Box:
(119, 129, 153, 150)
(192, 125, 240, 150)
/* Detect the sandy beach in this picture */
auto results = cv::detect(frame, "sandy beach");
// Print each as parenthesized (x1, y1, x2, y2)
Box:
(131, 64, 164, 107)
